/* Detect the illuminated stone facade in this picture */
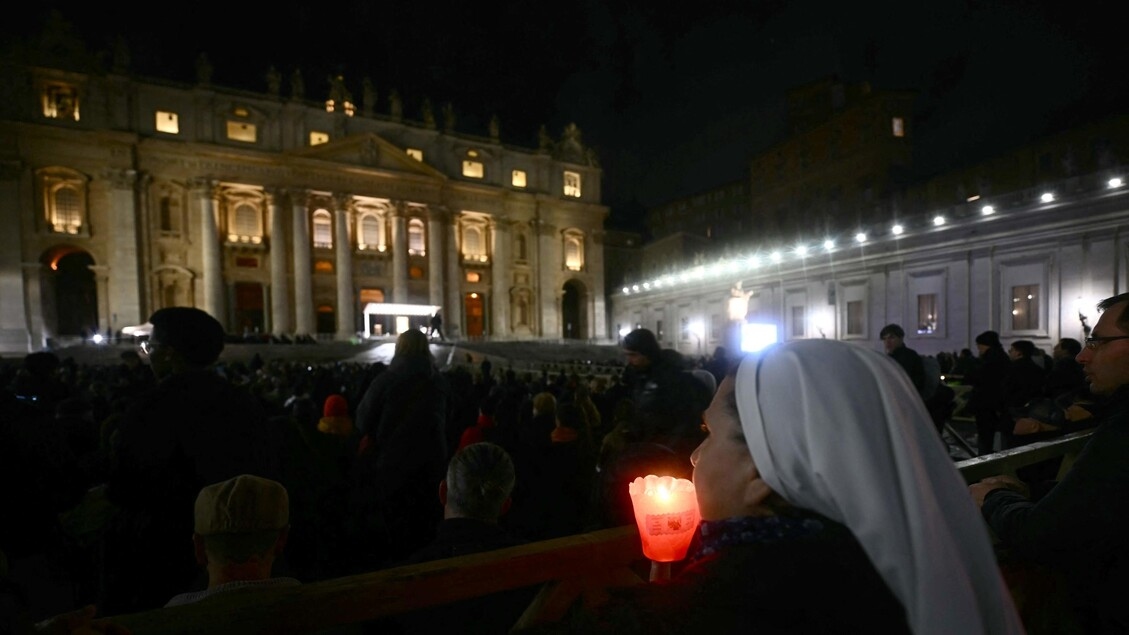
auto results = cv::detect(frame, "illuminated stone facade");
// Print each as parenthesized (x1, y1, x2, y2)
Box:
(0, 59, 608, 352)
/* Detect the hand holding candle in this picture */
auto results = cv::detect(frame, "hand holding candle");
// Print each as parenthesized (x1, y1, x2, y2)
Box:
(628, 475, 701, 564)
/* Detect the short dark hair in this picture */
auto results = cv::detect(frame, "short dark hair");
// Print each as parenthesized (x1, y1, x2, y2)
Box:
(148, 307, 225, 366)
(1010, 340, 1037, 358)
(975, 330, 1001, 348)
(879, 324, 905, 339)
(1057, 338, 1082, 357)
(1097, 293, 1129, 328)
(623, 328, 661, 359)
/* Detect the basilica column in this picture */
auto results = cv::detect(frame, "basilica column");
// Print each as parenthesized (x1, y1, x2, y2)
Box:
(589, 230, 608, 339)
(334, 195, 356, 338)
(427, 206, 447, 308)
(489, 216, 511, 338)
(267, 189, 290, 335)
(390, 204, 408, 303)
(88, 265, 111, 335)
(291, 191, 314, 335)
(445, 214, 462, 338)
(193, 179, 226, 328)
(100, 169, 143, 332)
(535, 215, 560, 338)
(0, 162, 33, 351)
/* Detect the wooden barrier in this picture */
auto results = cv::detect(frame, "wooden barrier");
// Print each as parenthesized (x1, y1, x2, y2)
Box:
(104, 429, 1094, 634)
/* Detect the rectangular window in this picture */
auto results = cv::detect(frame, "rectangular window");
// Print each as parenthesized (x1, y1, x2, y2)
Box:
(406, 148, 423, 161)
(466, 272, 481, 283)
(1011, 284, 1040, 331)
(563, 171, 581, 197)
(512, 169, 527, 188)
(892, 117, 905, 138)
(462, 160, 484, 178)
(917, 294, 938, 334)
(235, 257, 258, 268)
(42, 85, 80, 121)
(791, 306, 806, 338)
(846, 300, 864, 336)
(309, 131, 329, 145)
(314, 260, 334, 274)
(226, 121, 257, 143)
(155, 111, 179, 134)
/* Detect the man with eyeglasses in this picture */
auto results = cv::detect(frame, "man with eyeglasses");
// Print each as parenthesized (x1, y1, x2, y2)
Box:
(103, 307, 280, 613)
(969, 293, 1129, 632)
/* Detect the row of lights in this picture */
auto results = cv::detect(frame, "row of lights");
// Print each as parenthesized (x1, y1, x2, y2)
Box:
(621, 178, 1125, 296)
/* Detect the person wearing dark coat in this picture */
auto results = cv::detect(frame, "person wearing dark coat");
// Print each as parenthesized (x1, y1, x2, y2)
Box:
(104, 307, 280, 613)
(1000, 340, 1051, 449)
(351, 329, 450, 566)
(971, 292, 1129, 634)
(965, 330, 1012, 455)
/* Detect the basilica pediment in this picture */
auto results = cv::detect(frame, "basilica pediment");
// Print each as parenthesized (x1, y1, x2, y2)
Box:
(287, 133, 445, 179)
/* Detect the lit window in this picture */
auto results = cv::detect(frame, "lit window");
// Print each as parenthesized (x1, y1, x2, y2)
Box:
(406, 148, 423, 161)
(309, 131, 329, 145)
(563, 171, 581, 197)
(233, 107, 250, 117)
(1011, 285, 1040, 331)
(226, 121, 257, 143)
(42, 84, 79, 121)
(53, 187, 82, 234)
(312, 210, 333, 248)
(463, 160, 484, 178)
(358, 213, 384, 250)
(466, 272, 481, 283)
(314, 260, 334, 273)
(512, 170, 527, 188)
(892, 117, 905, 138)
(155, 111, 179, 134)
(408, 219, 425, 255)
(359, 288, 385, 304)
(409, 265, 425, 280)
(564, 234, 583, 271)
(232, 204, 261, 240)
(917, 294, 938, 334)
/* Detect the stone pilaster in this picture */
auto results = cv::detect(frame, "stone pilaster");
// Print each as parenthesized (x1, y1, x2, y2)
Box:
(101, 169, 143, 331)
(267, 189, 291, 335)
(334, 195, 355, 338)
(291, 191, 314, 335)
(192, 179, 226, 328)
(490, 216, 511, 338)
(445, 214, 462, 338)
(0, 162, 31, 352)
(589, 230, 608, 339)
(427, 206, 447, 308)
(391, 203, 408, 303)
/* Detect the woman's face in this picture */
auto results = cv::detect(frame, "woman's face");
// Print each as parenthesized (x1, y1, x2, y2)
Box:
(691, 375, 766, 521)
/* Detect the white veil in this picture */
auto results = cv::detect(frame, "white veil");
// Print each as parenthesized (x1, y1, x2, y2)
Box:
(734, 339, 1023, 635)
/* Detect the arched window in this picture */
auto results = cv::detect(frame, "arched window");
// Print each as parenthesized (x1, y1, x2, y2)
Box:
(408, 218, 425, 255)
(159, 197, 180, 234)
(233, 204, 260, 238)
(54, 187, 82, 233)
(359, 213, 384, 250)
(312, 209, 333, 248)
(563, 231, 584, 271)
(463, 225, 485, 261)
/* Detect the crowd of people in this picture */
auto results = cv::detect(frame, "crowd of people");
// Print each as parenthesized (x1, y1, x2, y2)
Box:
(1, 295, 1125, 633)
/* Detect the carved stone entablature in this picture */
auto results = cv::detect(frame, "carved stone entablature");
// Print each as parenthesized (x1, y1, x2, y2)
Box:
(100, 168, 137, 189)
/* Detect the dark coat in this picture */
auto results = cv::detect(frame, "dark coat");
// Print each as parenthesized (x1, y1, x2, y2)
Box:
(522, 518, 909, 634)
(983, 386, 1129, 633)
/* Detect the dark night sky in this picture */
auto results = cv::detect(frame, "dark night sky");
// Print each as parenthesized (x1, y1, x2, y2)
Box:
(6, 1, 1127, 231)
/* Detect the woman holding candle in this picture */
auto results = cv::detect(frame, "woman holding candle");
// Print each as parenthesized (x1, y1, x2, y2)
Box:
(525, 339, 1022, 634)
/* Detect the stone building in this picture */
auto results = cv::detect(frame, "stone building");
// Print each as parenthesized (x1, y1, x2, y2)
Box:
(614, 105, 1129, 358)
(0, 50, 608, 353)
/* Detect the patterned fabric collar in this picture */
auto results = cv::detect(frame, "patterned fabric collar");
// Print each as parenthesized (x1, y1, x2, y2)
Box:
(693, 514, 824, 559)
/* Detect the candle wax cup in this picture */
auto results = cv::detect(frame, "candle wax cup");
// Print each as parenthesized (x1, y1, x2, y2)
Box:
(628, 475, 701, 562)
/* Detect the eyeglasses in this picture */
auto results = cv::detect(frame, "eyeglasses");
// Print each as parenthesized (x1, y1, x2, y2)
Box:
(1083, 335, 1129, 350)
